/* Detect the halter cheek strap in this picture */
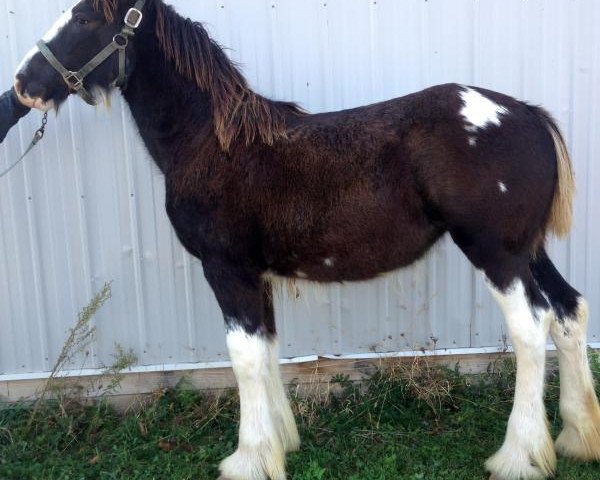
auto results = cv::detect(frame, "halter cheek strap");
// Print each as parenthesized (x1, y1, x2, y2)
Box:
(37, 0, 146, 106)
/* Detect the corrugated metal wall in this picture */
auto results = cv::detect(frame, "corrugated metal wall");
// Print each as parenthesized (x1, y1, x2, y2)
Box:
(1, 0, 599, 376)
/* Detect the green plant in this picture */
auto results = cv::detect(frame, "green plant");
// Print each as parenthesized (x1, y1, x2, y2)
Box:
(101, 344, 138, 396)
(28, 283, 112, 426)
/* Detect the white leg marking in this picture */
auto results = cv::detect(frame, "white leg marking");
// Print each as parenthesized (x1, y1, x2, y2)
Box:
(221, 327, 286, 480)
(485, 279, 556, 480)
(459, 87, 509, 144)
(267, 338, 300, 453)
(498, 181, 508, 193)
(550, 298, 600, 461)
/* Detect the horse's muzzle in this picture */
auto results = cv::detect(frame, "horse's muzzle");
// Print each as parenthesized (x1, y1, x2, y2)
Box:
(14, 75, 55, 112)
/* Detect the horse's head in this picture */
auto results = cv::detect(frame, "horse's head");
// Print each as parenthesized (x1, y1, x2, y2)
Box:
(14, 0, 142, 111)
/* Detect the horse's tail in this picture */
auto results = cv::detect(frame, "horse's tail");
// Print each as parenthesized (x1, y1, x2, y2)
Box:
(533, 107, 576, 238)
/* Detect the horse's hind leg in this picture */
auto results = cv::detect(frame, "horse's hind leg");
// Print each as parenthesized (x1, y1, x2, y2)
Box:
(452, 234, 556, 480)
(203, 260, 298, 480)
(531, 249, 600, 461)
(484, 276, 555, 480)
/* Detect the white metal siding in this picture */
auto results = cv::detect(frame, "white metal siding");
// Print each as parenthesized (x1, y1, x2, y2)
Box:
(0, 0, 599, 376)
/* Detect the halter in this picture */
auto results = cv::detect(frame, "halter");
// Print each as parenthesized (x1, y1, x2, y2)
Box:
(36, 0, 146, 106)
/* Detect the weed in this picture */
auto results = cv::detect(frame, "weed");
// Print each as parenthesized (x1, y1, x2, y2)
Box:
(386, 356, 457, 417)
(28, 283, 112, 426)
(101, 344, 138, 396)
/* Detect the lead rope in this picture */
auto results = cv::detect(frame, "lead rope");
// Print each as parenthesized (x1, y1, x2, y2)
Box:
(0, 112, 48, 179)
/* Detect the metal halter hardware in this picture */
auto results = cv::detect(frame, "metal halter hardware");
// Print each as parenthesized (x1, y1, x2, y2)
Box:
(36, 0, 146, 106)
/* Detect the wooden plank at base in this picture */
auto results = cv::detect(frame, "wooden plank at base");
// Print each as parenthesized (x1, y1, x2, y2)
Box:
(0, 351, 557, 409)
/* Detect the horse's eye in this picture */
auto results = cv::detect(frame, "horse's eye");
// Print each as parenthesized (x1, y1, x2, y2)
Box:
(74, 14, 90, 26)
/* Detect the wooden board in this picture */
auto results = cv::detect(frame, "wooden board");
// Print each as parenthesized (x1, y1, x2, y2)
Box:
(0, 351, 542, 411)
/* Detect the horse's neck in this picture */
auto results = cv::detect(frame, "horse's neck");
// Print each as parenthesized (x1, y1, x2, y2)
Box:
(121, 34, 216, 173)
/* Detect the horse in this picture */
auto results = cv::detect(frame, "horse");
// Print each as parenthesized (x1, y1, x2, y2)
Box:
(12, 1, 600, 479)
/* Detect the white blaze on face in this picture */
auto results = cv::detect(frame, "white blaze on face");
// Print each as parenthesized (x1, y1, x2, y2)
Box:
(16, 5, 75, 76)
(14, 46, 40, 78)
(14, 4, 75, 111)
(459, 87, 508, 144)
(42, 6, 75, 42)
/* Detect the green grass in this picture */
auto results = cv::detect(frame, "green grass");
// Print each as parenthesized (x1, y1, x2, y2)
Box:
(0, 355, 599, 480)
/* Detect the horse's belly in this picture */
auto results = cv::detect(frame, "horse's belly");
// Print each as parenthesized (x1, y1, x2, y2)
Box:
(266, 213, 443, 283)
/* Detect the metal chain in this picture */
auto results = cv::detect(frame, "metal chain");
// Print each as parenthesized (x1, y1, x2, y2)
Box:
(0, 112, 49, 180)
(35, 111, 49, 142)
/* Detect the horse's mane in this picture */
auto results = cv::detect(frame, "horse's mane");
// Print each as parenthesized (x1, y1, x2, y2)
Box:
(92, 0, 304, 150)
(92, 0, 118, 22)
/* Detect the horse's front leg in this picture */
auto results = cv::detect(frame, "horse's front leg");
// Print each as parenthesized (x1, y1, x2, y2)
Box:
(203, 260, 298, 480)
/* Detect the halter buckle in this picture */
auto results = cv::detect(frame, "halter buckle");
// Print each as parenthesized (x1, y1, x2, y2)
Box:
(113, 33, 129, 49)
(125, 8, 143, 29)
(63, 71, 84, 90)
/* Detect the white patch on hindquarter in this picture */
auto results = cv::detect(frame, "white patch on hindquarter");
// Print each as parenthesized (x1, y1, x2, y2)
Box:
(498, 181, 508, 193)
(323, 258, 334, 267)
(484, 279, 556, 479)
(459, 87, 508, 144)
(222, 327, 287, 480)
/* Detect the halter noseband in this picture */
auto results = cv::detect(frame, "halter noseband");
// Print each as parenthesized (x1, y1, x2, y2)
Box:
(36, 0, 146, 106)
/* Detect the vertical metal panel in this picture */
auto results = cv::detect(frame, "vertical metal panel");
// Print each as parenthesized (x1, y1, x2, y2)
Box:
(0, 0, 599, 376)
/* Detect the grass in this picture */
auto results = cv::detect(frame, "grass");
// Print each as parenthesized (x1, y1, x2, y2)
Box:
(0, 355, 599, 480)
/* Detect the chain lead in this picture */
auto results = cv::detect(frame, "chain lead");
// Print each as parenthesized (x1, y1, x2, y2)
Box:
(0, 112, 49, 179)
(32, 112, 49, 144)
